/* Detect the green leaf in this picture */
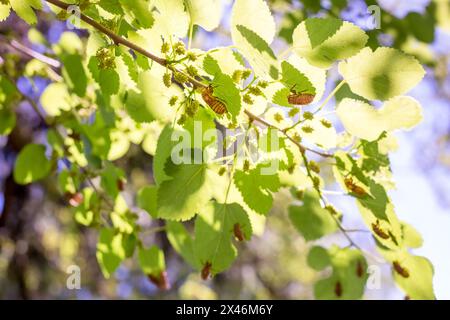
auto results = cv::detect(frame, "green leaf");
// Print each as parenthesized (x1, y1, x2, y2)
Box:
(40, 83, 71, 116)
(117, 50, 138, 88)
(98, 0, 125, 15)
(305, 17, 343, 49)
(231, 0, 275, 44)
(0, 76, 19, 105)
(310, 245, 368, 300)
(119, 0, 154, 29)
(231, 0, 278, 78)
(157, 160, 211, 221)
(293, 18, 368, 68)
(153, 124, 180, 185)
(137, 185, 158, 218)
(54, 32, 83, 55)
(338, 47, 426, 101)
(203, 54, 222, 76)
(138, 246, 165, 276)
(96, 228, 128, 278)
(81, 114, 112, 160)
(379, 249, 435, 300)
(272, 87, 292, 107)
(183, 108, 217, 149)
(0, 71, 19, 135)
(194, 202, 252, 274)
(59, 168, 81, 194)
(333, 152, 404, 249)
(110, 196, 135, 234)
(337, 97, 423, 141)
(99, 68, 120, 96)
(61, 54, 88, 97)
(236, 25, 276, 61)
(289, 191, 338, 241)
(334, 82, 367, 103)
(295, 117, 337, 150)
(307, 246, 330, 271)
(10, 0, 42, 25)
(152, 0, 189, 38)
(359, 136, 390, 173)
(100, 163, 125, 198)
(0, 109, 16, 136)
(281, 61, 316, 95)
(288, 54, 327, 102)
(201, 54, 242, 118)
(184, 0, 223, 31)
(166, 221, 197, 268)
(392, 254, 434, 300)
(234, 164, 280, 215)
(125, 70, 178, 123)
(202, 48, 245, 78)
(14, 144, 52, 185)
(235, 25, 278, 79)
(406, 12, 435, 43)
(401, 222, 423, 249)
(0, 3, 11, 22)
(74, 188, 99, 226)
(211, 72, 242, 118)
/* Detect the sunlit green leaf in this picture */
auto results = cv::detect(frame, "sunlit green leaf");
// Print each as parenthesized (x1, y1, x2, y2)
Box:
(289, 191, 338, 241)
(14, 144, 52, 185)
(338, 47, 426, 100)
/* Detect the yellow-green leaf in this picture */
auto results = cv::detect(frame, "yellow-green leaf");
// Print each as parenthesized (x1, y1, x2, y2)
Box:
(336, 97, 423, 141)
(338, 47, 426, 100)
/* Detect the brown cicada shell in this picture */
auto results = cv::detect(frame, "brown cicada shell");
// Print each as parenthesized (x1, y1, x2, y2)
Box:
(288, 93, 315, 105)
(66, 192, 84, 207)
(344, 177, 367, 197)
(356, 260, 365, 278)
(334, 281, 343, 297)
(148, 271, 170, 290)
(393, 261, 410, 278)
(233, 223, 245, 242)
(201, 86, 227, 115)
(201, 262, 212, 280)
(371, 220, 390, 239)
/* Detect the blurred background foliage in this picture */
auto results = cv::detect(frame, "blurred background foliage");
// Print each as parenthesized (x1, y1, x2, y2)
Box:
(1, 0, 450, 299)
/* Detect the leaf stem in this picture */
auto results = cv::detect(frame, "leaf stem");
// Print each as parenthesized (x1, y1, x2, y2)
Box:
(188, 23, 194, 50)
(278, 47, 292, 59)
(141, 226, 167, 235)
(314, 79, 346, 114)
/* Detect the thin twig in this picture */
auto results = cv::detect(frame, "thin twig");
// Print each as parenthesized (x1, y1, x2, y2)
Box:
(313, 79, 346, 115)
(245, 110, 333, 158)
(140, 226, 167, 235)
(0, 35, 62, 81)
(343, 228, 370, 233)
(0, 35, 61, 68)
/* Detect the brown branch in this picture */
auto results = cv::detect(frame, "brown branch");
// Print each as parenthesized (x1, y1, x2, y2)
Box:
(45, 0, 166, 65)
(45, 0, 205, 88)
